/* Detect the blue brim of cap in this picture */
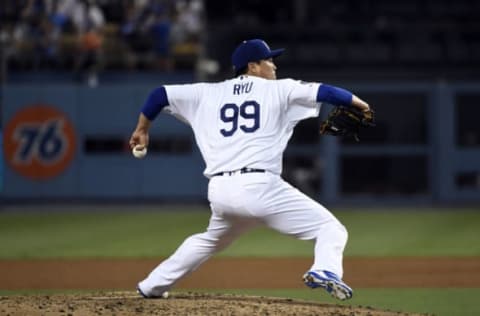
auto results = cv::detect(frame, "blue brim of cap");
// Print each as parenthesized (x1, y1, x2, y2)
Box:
(268, 48, 285, 58)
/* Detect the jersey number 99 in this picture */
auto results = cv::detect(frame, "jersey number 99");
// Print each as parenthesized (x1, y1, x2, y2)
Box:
(220, 101, 260, 137)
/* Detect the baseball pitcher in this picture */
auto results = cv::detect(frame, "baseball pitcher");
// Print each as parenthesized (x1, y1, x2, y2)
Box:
(129, 39, 374, 300)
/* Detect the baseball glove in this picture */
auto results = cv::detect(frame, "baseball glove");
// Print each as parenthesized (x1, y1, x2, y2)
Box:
(319, 106, 375, 141)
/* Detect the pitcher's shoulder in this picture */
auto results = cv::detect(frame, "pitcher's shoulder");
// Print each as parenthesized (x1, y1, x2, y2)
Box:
(272, 78, 300, 90)
(276, 78, 298, 84)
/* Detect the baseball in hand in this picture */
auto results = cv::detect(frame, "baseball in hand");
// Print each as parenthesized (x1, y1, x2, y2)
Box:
(132, 145, 147, 159)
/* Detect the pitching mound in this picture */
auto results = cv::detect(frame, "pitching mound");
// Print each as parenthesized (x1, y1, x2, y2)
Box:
(0, 292, 427, 316)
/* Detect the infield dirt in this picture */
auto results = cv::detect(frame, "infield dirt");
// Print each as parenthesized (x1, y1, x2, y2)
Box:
(0, 292, 430, 316)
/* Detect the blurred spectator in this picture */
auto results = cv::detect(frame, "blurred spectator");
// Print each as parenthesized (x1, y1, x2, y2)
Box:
(56, 0, 106, 86)
(121, 0, 173, 71)
(150, 3, 173, 71)
(172, 0, 204, 44)
(2, 0, 205, 75)
(11, 0, 59, 69)
(3, 0, 480, 80)
(171, 0, 204, 70)
(1, 1, 22, 65)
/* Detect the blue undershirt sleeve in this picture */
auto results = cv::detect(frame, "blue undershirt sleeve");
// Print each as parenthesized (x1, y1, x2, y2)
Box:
(141, 86, 169, 121)
(316, 84, 353, 106)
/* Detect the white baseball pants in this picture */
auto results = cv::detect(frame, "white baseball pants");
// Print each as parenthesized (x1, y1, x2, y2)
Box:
(138, 171, 348, 296)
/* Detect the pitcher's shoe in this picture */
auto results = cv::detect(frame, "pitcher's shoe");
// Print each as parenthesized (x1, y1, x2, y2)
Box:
(303, 270, 353, 300)
(137, 284, 169, 299)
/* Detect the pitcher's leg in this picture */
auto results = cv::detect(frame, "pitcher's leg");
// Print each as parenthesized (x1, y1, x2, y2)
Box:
(255, 176, 352, 299)
(311, 220, 348, 276)
(257, 177, 348, 277)
(265, 204, 348, 277)
(138, 213, 256, 297)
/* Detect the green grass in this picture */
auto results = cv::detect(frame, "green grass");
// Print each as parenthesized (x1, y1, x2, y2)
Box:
(336, 210, 480, 256)
(0, 207, 479, 258)
(0, 207, 209, 258)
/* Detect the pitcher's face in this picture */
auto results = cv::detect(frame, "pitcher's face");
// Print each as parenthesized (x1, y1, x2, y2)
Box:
(248, 58, 277, 80)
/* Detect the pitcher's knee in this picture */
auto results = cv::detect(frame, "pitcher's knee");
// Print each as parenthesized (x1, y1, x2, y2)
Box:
(337, 222, 348, 245)
(320, 220, 348, 245)
(189, 231, 235, 253)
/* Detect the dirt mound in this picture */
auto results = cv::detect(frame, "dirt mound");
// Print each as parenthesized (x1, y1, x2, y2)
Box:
(0, 292, 427, 316)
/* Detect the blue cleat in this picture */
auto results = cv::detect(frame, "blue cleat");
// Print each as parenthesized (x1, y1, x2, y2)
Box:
(303, 270, 353, 300)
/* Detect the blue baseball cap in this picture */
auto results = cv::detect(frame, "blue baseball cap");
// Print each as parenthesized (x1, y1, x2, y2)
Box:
(231, 39, 284, 71)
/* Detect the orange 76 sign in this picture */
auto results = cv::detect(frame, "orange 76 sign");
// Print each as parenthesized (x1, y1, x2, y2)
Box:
(3, 105, 76, 180)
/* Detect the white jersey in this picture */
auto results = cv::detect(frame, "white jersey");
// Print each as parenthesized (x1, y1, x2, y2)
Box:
(163, 75, 322, 177)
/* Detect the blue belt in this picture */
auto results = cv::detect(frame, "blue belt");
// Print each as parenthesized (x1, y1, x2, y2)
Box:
(212, 168, 265, 177)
